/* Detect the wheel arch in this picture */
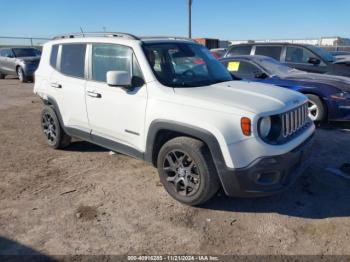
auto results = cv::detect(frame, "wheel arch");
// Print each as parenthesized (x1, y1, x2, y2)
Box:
(145, 120, 228, 177)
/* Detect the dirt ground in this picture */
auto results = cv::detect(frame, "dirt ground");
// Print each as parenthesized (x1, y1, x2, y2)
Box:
(1, 77, 350, 257)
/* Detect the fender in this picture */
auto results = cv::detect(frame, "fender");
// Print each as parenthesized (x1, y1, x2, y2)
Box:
(145, 120, 229, 175)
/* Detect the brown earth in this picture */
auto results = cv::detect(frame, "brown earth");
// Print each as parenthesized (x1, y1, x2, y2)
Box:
(0, 77, 350, 257)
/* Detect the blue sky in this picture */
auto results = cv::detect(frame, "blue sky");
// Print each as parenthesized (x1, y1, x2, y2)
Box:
(1, 0, 349, 40)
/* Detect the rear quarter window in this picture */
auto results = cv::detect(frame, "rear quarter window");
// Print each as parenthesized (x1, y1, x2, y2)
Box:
(255, 46, 282, 60)
(50, 45, 59, 69)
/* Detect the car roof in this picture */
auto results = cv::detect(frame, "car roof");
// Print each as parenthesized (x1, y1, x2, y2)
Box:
(230, 42, 314, 48)
(220, 55, 272, 62)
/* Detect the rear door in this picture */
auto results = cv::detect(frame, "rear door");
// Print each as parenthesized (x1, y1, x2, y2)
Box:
(283, 45, 328, 73)
(49, 43, 90, 133)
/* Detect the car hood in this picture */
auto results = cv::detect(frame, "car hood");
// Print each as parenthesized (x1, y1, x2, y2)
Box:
(333, 56, 350, 64)
(173, 80, 307, 115)
(283, 72, 350, 92)
(17, 56, 40, 62)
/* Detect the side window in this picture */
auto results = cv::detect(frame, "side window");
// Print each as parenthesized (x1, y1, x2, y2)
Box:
(0, 49, 5, 57)
(92, 44, 133, 82)
(227, 45, 251, 56)
(226, 60, 260, 78)
(255, 46, 282, 60)
(285, 46, 317, 64)
(50, 45, 59, 69)
(60, 44, 86, 78)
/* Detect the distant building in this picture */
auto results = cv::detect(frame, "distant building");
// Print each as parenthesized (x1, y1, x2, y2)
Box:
(194, 38, 219, 49)
(228, 36, 350, 46)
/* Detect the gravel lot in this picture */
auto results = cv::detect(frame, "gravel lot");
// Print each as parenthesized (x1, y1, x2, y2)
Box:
(1, 77, 350, 257)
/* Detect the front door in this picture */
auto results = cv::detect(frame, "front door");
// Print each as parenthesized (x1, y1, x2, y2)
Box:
(284, 46, 328, 74)
(85, 43, 147, 152)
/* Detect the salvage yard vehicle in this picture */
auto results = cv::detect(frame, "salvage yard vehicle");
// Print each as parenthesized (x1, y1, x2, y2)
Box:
(221, 55, 350, 122)
(0, 47, 41, 82)
(34, 32, 315, 205)
(225, 43, 350, 77)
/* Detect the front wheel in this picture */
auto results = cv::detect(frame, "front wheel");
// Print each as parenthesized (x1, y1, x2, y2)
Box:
(157, 137, 220, 206)
(306, 94, 326, 122)
(17, 67, 28, 83)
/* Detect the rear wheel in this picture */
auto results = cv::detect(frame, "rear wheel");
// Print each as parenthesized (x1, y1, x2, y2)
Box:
(306, 94, 326, 122)
(0, 72, 5, 79)
(41, 106, 71, 149)
(157, 137, 220, 206)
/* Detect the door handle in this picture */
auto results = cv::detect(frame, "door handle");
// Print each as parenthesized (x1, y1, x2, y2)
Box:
(51, 83, 62, 88)
(87, 91, 102, 98)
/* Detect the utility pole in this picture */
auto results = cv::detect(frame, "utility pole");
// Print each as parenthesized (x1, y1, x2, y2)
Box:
(188, 0, 192, 38)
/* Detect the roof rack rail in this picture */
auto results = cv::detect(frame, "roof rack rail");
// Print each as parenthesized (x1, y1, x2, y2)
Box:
(52, 32, 140, 40)
(140, 36, 197, 43)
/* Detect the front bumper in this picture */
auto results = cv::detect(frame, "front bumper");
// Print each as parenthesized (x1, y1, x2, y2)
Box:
(219, 135, 314, 197)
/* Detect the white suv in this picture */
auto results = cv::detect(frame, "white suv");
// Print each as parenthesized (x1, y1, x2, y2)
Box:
(34, 33, 315, 205)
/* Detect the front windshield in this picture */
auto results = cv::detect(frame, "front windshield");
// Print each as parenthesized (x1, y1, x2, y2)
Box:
(12, 48, 38, 57)
(143, 43, 232, 87)
(258, 57, 299, 76)
(307, 45, 334, 62)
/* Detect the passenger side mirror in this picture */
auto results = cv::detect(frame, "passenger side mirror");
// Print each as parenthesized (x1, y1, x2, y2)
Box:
(7, 54, 14, 58)
(308, 57, 320, 65)
(106, 71, 132, 89)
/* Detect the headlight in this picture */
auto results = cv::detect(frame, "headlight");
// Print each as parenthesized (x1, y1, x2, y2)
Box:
(331, 92, 350, 100)
(259, 116, 271, 138)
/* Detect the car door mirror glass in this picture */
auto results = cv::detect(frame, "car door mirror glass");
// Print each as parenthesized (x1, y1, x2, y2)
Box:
(106, 71, 132, 89)
(254, 71, 268, 79)
(308, 57, 320, 65)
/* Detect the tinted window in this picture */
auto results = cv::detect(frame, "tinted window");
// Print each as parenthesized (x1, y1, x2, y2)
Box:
(0, 49, 6, 57)
(60, 44, 86, 78)
(143, 43, 232, 87)
(286, 46, 318, 64)
(255, 46, 282, 60)
(225, 60, 260, 78)
(50, 45, 59, 69)
(12, 48, 38, 57)
(92, 44, 133, 82)
(227, 45, 251, 56)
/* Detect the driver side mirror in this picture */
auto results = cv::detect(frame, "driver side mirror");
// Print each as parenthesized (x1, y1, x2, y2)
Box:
(106, 71, 132, 89)
(308, 57, 321, 65)
(254, 71, 268, 79)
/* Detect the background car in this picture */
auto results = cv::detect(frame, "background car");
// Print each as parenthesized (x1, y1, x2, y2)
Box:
(210, 48, 227, 59)
(225, 43, 350, 77)
(0, 47, 41, 82)
(331, 50, 350, 61)
(221, 55, 350, 122)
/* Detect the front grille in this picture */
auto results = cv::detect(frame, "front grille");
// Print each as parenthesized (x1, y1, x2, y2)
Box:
(281, 103, 309, 138)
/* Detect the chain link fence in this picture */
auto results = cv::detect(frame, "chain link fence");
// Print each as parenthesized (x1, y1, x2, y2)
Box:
(0, 36, 50, 48)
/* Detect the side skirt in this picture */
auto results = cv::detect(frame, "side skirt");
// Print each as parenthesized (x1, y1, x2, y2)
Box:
(66, 127, 144, 161)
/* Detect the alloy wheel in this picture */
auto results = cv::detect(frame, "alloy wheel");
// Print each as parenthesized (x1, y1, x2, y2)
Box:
(163, 150, 200, 197)
(42, 113, 57, 144)
(308, 100, 319, 121)
(17, 68, 23, 81)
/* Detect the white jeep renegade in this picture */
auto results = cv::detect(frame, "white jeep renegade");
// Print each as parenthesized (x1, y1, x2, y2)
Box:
(34, 33, 315, 205)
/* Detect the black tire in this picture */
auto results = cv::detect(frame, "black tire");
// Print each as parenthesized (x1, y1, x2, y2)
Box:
(0, 72, 5, 79)
(17, 67, 28, 83)
(41, 106, 71, 149)
(305, 94, 326, 122)
(157, 136, 220, 206)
